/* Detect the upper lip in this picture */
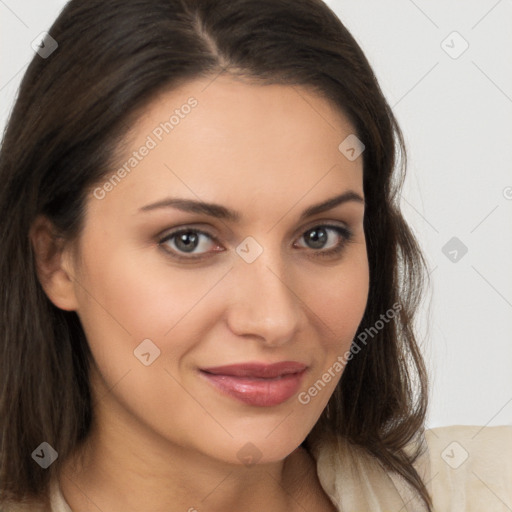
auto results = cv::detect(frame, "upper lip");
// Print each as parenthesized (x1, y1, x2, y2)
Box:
(200, 361, 307, 378)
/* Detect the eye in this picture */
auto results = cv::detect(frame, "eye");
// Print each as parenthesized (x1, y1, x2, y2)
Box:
(294, 224, 354, 258)
(158, 224, 354, 261)
(159, 228, 222, 260)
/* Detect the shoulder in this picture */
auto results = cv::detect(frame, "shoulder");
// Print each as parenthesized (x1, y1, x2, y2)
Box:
(310, 424, 512, 512)
(310, 430, 431, 511)
(421, 424, 512, 512)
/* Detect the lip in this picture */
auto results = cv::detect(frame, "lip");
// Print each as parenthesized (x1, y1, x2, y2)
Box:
(199, 361, 308, 407)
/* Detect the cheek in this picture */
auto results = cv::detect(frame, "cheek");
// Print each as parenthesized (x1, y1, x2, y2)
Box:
(72, 242, 221, 442)
(75, 236, 223, 339)
(295, 263, 369, 414)
(309, 254, 370, 345)
(72, 236, 243, 416)
(300, 251, 369, 397)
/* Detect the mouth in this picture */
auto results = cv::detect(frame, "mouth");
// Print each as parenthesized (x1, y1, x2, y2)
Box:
(199, 361, 308, 407)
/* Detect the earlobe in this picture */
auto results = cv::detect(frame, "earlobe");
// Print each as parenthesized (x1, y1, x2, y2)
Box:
(29, 215, 80, 311)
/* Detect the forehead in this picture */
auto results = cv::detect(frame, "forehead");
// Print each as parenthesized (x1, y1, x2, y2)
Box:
(89, 75, 364, 221)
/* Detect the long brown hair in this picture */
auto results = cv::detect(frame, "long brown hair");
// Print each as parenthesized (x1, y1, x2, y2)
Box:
(0, 0, 432, 509)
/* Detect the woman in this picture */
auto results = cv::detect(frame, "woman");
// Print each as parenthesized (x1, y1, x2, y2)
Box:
(0, 1, 510, 511)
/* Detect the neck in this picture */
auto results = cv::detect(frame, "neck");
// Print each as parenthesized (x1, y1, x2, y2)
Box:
(58, 395, 311, 512)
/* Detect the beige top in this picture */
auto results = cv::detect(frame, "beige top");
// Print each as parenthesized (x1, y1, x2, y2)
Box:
(311, 424, 512, 511)
(3, 424, 511, 511)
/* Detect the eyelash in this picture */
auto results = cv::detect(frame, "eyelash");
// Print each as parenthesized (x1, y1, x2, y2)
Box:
(158, 224, 354, 262)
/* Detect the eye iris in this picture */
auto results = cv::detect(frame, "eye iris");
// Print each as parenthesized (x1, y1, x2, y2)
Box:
(175, 231, 199, 252)
(306, 228, 328, 249)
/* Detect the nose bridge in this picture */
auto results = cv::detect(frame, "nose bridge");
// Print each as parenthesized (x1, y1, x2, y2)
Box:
(227, 243, 301, 345)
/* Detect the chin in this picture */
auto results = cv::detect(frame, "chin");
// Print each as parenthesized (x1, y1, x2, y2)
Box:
(216, 427, 309, 467)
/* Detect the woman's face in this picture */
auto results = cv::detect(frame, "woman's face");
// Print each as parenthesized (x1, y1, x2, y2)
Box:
(64, 75, 369, 465)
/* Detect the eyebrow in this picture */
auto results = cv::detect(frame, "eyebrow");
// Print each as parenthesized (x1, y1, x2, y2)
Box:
(139, 190, 364, 222)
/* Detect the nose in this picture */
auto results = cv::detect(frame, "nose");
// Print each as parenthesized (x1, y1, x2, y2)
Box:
(225, 250, 303, 347)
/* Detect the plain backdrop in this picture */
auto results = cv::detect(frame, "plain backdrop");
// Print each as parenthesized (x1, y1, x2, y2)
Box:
(1, 0, 511, 428)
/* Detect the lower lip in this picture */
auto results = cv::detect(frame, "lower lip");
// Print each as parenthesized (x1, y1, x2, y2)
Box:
(200, 369, 307, 407)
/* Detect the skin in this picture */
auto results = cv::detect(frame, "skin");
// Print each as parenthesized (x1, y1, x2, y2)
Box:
(32, 75, 369, 512)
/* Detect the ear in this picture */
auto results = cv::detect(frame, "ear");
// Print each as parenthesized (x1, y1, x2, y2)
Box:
(29, 215, 80, 311)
